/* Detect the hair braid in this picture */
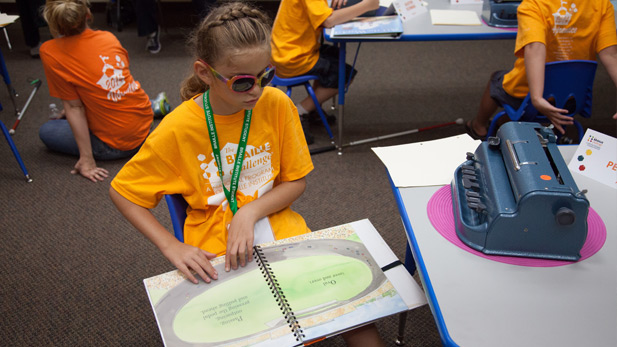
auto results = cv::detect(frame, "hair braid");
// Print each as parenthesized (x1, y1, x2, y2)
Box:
(180, 1, 272, 101)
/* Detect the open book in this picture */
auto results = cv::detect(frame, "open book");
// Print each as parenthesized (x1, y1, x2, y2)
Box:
(144, 219, 427, 346)
(330, 16, 404, 39)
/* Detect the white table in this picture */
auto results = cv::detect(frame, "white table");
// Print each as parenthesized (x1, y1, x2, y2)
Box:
(389, 146, 617, 346)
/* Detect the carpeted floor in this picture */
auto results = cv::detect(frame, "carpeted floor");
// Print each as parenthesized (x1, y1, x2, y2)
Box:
(1, 2, 615, 346)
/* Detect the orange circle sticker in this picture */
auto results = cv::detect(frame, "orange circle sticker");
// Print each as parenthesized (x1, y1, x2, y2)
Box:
(540, 175, 552, 181)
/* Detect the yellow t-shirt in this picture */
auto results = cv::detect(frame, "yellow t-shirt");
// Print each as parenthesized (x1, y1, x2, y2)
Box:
(40, 29, 153, 151)
(111, 87, 314, 255)
(271, 0, 333, 77)
(502, 0, 617, 98)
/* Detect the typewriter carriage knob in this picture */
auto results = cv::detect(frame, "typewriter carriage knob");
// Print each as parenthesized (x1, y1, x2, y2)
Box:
(555, 207, 576, 226)
(487, 136, 501, 147)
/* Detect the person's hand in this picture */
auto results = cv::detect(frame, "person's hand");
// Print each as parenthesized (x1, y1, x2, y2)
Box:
(331, 0, 347, 9)
(531, 97, 572, 134)
(225, 207, 257, 272)
(162, 240, 218, 284)
(71, 157, 109, 182)
(612, 112, 617, 120)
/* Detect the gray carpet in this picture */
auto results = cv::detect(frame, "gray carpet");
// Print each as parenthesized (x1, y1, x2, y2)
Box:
(1, 2, 615, 346)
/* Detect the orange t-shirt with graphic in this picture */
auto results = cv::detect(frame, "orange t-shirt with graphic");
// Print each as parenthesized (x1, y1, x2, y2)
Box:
(111, 87, 314, 255)
(502, 0, 617, 98)
(271, 0, 333, 77)
(40, 29, 153, 151)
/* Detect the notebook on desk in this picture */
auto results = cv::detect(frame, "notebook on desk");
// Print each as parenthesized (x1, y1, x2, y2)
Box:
(330, 15, 404, 39)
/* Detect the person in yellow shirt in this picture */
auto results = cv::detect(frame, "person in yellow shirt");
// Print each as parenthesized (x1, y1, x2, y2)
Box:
(271, 0, 380, 144)
(466, 0, 617, 140)
(110, 1, 312, 278)
(111, 3, 385, 344)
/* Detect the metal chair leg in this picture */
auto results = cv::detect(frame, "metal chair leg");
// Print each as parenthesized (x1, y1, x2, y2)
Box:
(395, 311, 408, 345)
(1, 121, 32, 182)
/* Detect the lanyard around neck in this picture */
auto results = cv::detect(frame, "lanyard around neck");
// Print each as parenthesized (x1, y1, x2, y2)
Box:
(203, 90, 252, 214)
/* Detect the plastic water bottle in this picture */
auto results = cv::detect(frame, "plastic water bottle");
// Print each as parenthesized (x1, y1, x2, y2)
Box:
(49, 103, 61, 119)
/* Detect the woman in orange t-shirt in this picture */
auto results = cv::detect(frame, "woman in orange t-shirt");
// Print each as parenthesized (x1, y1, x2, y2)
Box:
(38, 0, 154, 182)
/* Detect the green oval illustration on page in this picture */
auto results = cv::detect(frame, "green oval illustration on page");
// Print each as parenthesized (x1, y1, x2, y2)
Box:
(153, 238, 388, 346)
(270, 255, 373, 316)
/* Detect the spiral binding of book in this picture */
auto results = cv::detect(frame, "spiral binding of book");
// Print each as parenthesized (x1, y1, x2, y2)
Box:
(253, 245, 306, 342)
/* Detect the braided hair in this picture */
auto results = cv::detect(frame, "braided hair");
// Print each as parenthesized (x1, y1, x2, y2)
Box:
(180, 1, 272, 101)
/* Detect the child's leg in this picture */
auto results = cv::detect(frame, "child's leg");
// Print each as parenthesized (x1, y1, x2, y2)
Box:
(299, 84, 338, 113)
(341, 323, 385, 347)
(470, 78, 499, 138)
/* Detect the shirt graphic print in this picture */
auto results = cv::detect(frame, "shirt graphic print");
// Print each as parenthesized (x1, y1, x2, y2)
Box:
(198, 142, 274, 209)
(96, 54, 140, 102)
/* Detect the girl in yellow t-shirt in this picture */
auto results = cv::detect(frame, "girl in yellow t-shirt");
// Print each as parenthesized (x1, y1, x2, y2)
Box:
(110, 2, 314, 283)
(466, 0, 617, 139)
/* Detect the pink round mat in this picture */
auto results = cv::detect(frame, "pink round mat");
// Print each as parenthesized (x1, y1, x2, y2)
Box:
(427, 185, 606, 267)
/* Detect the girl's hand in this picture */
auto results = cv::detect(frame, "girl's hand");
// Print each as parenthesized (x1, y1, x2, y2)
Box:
(531, 97, 572, 134)
(225, 207, 257, 272)
(331, 0, 347, 9)
(162, 240, 218, 284)
(71, 157, 109, 182)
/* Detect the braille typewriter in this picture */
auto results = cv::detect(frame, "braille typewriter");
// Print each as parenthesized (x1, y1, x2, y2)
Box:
(481, 0, 520, 28)
(451, 122, 589, 261)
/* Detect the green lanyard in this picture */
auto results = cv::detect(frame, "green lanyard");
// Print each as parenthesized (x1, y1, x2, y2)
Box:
(203, 90, 252, 214)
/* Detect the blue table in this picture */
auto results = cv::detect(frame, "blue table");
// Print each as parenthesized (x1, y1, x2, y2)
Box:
(388, 145, 617, 346)
(324, 0, 517, 153)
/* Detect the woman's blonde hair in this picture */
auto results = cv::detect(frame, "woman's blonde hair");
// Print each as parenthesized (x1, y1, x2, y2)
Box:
(43, 0, 91, 37)
(180, 1, 272, 101)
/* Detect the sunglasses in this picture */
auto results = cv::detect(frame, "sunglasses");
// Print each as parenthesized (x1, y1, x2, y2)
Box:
(201, 60, 276, 93)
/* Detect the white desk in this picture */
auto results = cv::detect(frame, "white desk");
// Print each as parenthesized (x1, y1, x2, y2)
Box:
(324, 0, 517, 153)
(389, 146, 617, 346)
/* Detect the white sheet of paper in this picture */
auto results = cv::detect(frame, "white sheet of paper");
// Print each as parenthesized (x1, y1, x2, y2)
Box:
(253, 216, 275, 245)
(567, 129, 617, 189)
(430, 9, 482, 25)
(0, 13, 19, 26)
(372, 134, 481, 187)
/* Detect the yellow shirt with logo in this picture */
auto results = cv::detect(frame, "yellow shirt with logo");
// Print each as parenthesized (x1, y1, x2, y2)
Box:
(111, 87, 314, 255)
(503, 0, 617, 98)
(271, 0, 333, 77)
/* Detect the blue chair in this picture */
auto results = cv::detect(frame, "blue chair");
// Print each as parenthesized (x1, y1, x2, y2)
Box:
(271, 75, 334, 140)
(487, 60, 597, 142)
(165, 194, 188, 242)
(1, 47, 32, 182)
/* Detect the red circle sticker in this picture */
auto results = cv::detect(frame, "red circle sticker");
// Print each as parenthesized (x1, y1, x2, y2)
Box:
(540, 175, 552, 181)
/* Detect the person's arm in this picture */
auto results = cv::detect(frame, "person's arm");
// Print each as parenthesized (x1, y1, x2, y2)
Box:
(598, 45, 617, 120)
(62, 99, 109, 182)
(109, 186, 219, 284)
(224, 177, 307, 271)
(322, 0, 380, 28)
(524, 42, 571, 134)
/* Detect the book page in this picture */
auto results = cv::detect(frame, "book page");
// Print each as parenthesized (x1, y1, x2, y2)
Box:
(144, 259, 300, 346)
(144, 220, 426, 346)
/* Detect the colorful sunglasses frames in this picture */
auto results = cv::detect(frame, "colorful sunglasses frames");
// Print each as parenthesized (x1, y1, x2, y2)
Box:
(201, 60, 276, 93)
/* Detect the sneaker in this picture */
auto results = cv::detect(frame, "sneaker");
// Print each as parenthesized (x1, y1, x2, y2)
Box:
(308, 109, 336, 125)
(146, 27, 161, 54)
(151, 92, 171, 118)
(300, 114, 315, 145)
(29, 42, 42, 58)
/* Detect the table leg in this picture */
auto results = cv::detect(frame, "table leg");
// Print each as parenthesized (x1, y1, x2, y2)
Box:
(336, 42, 346, 155)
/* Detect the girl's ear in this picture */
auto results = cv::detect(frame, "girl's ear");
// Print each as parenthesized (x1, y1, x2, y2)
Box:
(194, 60, 213, 85)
